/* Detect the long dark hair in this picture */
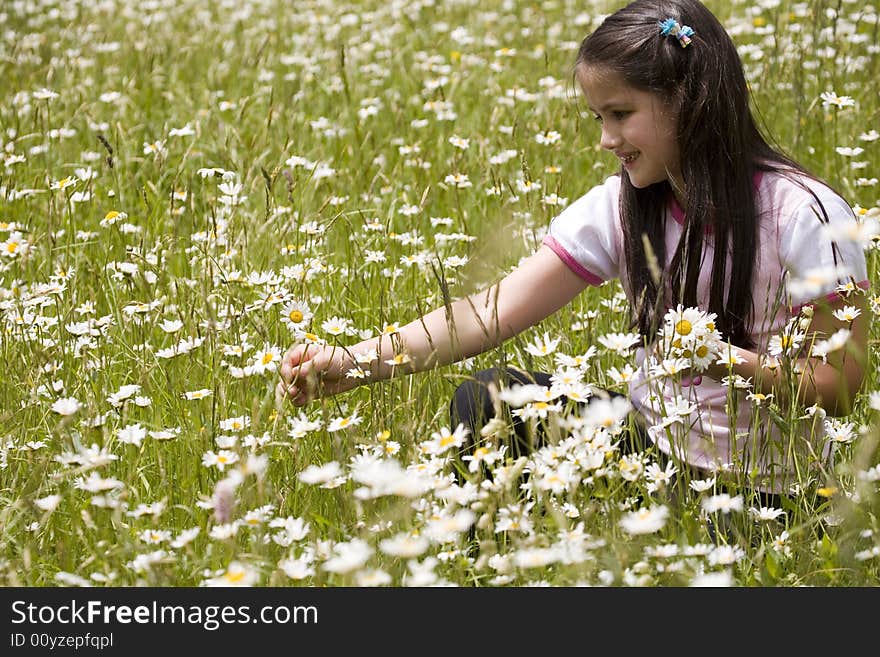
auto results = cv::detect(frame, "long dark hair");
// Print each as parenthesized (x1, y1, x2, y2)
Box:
(575, 0, 818, 347)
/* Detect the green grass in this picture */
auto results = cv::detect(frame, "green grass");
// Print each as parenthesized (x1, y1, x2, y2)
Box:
(0, 0, 879, 587)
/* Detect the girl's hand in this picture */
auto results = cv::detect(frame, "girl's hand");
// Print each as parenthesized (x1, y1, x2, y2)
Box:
(276, 343, 357, 406)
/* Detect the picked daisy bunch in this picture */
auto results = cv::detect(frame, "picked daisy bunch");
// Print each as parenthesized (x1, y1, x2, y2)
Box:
(759, 308, 812, 400)
(656, 305, 725, 373)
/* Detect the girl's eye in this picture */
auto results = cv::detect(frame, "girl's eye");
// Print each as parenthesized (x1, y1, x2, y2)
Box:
(611, 110, 630, 120)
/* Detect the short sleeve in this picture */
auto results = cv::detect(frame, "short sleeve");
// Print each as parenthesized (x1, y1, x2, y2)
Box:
(542, 175, 621, 285)
(780, 190, 869, 307)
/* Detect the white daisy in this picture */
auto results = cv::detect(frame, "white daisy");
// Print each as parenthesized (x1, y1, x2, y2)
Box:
(619, 505, 669, 535)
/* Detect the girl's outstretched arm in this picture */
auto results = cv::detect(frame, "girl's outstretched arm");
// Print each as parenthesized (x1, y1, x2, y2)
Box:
(277, 245, 589, 405)
(708, 293, 869, 416)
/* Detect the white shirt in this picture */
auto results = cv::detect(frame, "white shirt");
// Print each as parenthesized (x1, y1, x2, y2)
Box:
(544, 170, 869, 493)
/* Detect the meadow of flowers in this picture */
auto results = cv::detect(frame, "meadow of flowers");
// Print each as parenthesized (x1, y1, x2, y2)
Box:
(1, 0, 879, 587)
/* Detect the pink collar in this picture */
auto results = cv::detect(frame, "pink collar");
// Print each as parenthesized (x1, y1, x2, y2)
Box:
(670, 171, 764, 226)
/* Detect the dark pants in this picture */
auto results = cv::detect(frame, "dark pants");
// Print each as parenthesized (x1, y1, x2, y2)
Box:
(449, 366, 645, 459)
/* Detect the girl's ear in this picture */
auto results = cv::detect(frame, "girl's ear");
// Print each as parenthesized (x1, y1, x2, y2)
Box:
(663, 88, 684, 116)
(665, 93, 686, 138)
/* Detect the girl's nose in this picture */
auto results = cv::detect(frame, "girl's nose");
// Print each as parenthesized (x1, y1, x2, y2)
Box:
(599, 126, 621, 150)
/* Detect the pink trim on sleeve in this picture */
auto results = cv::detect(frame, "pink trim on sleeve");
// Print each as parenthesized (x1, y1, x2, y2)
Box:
(791, 279, 871, 314)
(543, 236, 605, 286)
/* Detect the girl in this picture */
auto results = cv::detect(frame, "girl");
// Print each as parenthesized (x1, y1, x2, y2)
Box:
(278, 0, 869, 502)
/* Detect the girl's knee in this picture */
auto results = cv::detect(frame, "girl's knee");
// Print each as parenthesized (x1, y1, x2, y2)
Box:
(450, 368, 504, 422)
(452, 368, 503, 398)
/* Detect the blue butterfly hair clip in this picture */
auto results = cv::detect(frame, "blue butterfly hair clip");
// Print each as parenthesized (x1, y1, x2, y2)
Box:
(659, 17, 694, 48)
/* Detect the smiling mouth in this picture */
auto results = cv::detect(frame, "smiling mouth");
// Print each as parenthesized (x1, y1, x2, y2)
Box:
(619, 152, 639, 164)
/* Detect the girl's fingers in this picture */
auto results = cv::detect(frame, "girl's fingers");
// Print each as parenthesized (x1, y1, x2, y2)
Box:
(281, 351, 316, 385)
(279, 360, 293, 384)
(275, 382, 302, 407)
(275, 381, 287, 404)
(284, 344, 314, 367)
(284, 346, 304, 366)
(295, 361, 313, 382)
(277, 346, 343, 405)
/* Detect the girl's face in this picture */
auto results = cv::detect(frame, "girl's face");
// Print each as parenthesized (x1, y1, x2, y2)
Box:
(578, 66, 683, 195)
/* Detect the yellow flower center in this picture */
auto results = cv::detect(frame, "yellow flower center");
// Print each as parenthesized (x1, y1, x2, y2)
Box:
(288, 310, 304, 323)
(104, 211, 119, 221)
(696, 345, 708, 358)
(224, 570, 246, 584)
(261, 352, 274, 365)
(6, 242, 18, 253)
(675, 320, 692, 336)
